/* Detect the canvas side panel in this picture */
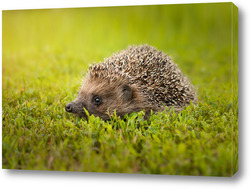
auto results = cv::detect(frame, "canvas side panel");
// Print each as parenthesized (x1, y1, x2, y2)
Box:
(231, 2, 238, 176)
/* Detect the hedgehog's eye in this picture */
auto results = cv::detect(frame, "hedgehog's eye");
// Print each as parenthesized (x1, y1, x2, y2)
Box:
(93, 96, 102, 105)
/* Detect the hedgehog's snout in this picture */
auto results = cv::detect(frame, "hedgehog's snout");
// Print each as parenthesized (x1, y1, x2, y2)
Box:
(65, 101, 87, 119)
(65, 103, 73, 112)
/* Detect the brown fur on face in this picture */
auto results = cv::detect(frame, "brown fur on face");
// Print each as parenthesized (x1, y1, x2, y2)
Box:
(70, 74, 158, 120)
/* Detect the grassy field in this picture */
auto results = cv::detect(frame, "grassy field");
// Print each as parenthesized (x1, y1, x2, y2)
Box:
(2, 3, 238, 176)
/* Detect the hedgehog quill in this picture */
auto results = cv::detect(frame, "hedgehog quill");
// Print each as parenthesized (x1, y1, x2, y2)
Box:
(65, 45, 197, 120)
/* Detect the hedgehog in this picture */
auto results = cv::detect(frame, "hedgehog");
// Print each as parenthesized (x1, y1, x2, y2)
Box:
(65, 45, 197, 120)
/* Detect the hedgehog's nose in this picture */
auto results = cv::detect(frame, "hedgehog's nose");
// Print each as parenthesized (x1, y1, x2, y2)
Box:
(65, 103, 73, 112)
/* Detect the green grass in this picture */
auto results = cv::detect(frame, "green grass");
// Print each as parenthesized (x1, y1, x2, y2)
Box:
(2, 3, 238, 176)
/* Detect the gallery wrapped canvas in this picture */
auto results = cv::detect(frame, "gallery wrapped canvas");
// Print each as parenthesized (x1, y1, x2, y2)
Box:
(2, 2, 238, 176)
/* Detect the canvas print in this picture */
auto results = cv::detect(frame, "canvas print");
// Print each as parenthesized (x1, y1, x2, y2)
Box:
(2, 3, 238, 176)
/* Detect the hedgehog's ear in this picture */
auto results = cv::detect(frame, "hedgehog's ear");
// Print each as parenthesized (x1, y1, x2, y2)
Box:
(122, 84, 133, 101)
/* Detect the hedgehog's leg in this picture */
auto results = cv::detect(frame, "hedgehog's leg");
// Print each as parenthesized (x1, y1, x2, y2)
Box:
(144, 106, 162, 120)
(144, 110, 151, 120)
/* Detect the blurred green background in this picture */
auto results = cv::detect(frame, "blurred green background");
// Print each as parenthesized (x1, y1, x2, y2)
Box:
(2, 3, 238, 175)
(3, 3, 236, 92)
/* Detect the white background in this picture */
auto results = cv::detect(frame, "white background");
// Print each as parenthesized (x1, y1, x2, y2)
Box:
(0, 0, 249, 188)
